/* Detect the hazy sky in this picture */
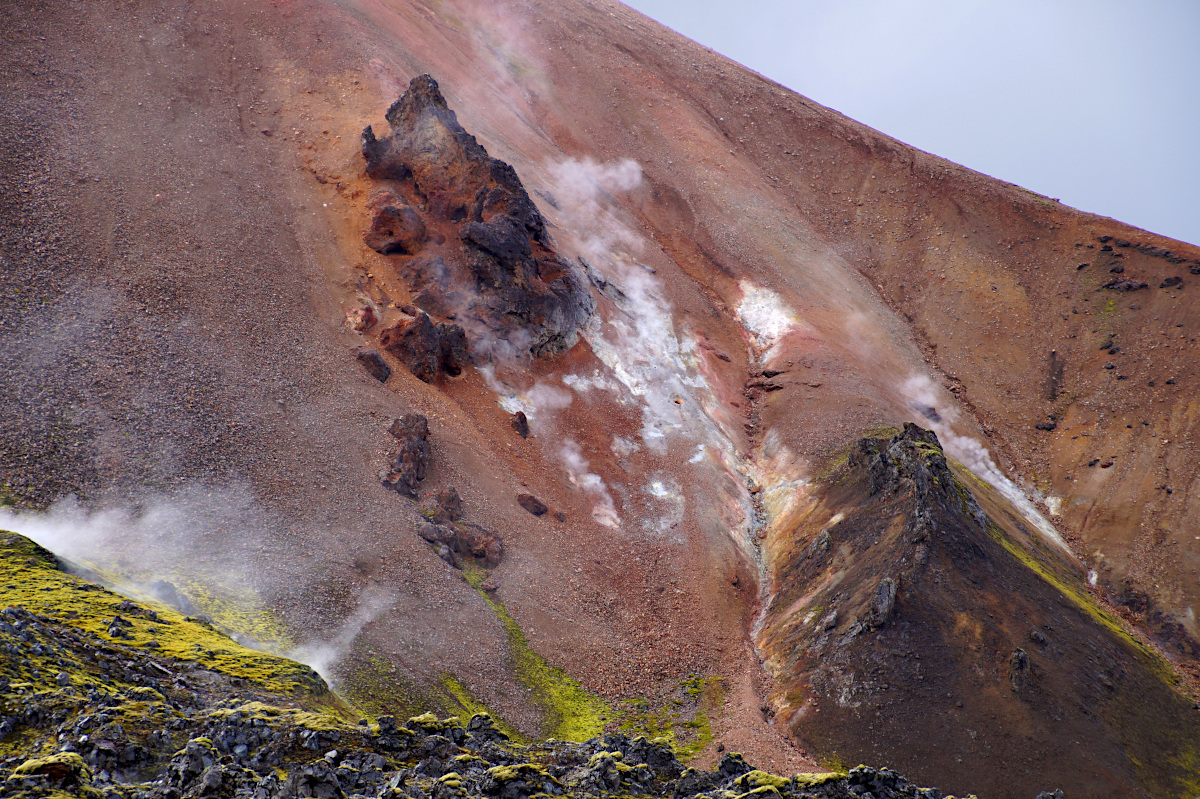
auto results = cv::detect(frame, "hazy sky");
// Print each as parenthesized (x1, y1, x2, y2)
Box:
(621, 0, 1200, 246)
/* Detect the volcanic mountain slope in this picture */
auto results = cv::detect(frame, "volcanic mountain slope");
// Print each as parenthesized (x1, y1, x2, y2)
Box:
(1, 0, 1199, 797)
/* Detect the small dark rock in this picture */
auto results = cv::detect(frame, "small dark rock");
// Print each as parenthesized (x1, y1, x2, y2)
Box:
(379, 311, 469, 383)
(1036, 419, 1057, 431)
(517, 494, 548, 517)
(1103, 278, 1148, 291)
(353, 347, 391, 383)
(1010, 648, 1030, 691)
(510, 411, 530, 439)
(382, 414, 430, 498)
(433, 487, 463, 523)
(1160, 276, 1183, 289)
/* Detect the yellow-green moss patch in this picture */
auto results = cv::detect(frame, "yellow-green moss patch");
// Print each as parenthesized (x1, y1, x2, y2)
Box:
(461, 563, 608, 741)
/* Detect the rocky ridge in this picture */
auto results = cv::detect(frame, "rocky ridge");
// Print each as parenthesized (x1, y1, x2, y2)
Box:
(757, 425, 1200, 799)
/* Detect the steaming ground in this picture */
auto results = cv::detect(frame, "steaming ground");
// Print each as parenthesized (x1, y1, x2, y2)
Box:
(0, 491, 390, 686)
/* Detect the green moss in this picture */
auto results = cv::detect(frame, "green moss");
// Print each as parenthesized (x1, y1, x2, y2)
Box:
(436, 772, 464, 791)
(11, 751, 90, 780)
(461, 563, 609, 741)
(737, 770, 792, 790)
(0, 531, 338, 707)
(440, 674, 523, 743)
(486, 763, 553, 782)
(980, 521, 1177, 686)
(793, 771, 845, 787)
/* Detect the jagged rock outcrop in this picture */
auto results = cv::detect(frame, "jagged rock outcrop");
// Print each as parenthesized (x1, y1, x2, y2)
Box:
(361, 75, 594, 363)
(378, 308, 468, 383)
(417, 519, 502, 568)
(756, 424, 1200, 799)
(382, 414, 430, 497)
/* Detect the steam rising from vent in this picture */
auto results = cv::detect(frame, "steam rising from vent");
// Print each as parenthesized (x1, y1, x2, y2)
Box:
(546, 157, 644, 264)
(481, 365, 573, 432)
(288, 586, 396, 686)
(560, 439, 619, 527)
(0, 488, 388, 680)
(0, 487, 262, 585)
(900, 375, 1070, 552)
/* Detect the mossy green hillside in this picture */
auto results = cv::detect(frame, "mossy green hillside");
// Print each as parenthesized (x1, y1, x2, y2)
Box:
(0, 531, 337, 706)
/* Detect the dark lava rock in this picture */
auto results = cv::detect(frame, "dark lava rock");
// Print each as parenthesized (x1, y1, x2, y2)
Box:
(382, 414, 430, 498)
(1109, 264, 1125, 274)
(516, 494, 548, 517)
(1102, 278, 1148, 291)
(1160, 275, 1183, 289)
(284, 757, 345, 798)
(354, 347, 392, 383)
(418, 519, 502, 568)
(433, 487, 463, 523)
(361, 75, 594, 361)
(364, 190, 427, 255)
(1010, 648, 1031, 691)
(379, 310, 468, 383)
(1036, 419, 1057, 431)
(511, 411, 530, 439)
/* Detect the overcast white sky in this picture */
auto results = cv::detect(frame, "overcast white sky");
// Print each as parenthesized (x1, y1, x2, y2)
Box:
(621, 0, 1200, 246)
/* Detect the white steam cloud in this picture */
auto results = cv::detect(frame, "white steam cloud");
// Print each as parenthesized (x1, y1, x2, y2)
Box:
(560, 439, 619, 528)
(546, 157, 644, 264)
(481, 365, 574, 433)
(899, 375, 1069, 552)
(0, 487, 262, 587)
(288, 586, 396, 686)
(0, 487, 389, 681)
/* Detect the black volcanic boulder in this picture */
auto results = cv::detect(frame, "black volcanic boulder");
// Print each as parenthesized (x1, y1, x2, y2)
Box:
(378, 310, 468, 382)
(353, 347, 392, 383)
(382, 414, 430, 498)
(510, 411, 529, 438)
(1103, 277, 1148, 291)
(361, 74, 594, 361)
(516, 493, 548, 517)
